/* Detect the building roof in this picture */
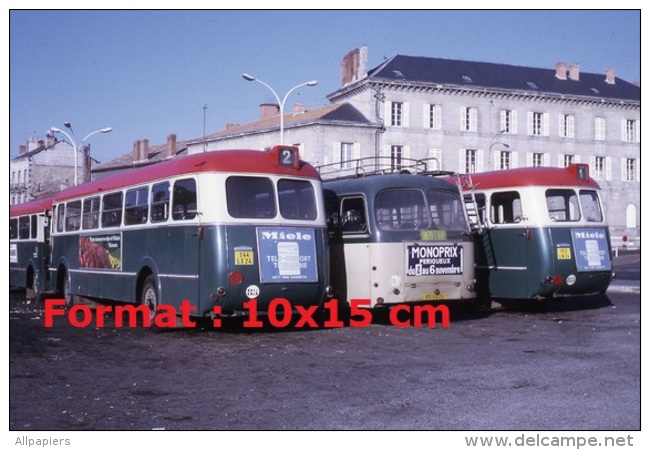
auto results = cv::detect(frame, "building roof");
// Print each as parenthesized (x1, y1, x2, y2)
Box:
(364, 55, 640, 102)
(93, 103, 373, 174)
(198, 102, 375, 143)
(92, 138, 189, 173)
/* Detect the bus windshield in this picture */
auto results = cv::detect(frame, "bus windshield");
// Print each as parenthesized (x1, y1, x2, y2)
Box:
(375, 188, 466, 232)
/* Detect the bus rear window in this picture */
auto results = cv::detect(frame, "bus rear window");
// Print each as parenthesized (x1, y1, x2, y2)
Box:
(580, 190, 603, 222)
(226, 176, 276, 219)
(546, 189, 580, 222)
(278, 179, 317, 220)
(375, 189, 428, 231)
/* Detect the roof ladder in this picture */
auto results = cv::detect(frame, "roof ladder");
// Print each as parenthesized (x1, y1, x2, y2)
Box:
(456, 174, 483, 233)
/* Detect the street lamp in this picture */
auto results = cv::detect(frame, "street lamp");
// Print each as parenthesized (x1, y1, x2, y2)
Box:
(242, 73, 318, 144)
(51, 123, 112, 185)
(488, 129, 510, 168)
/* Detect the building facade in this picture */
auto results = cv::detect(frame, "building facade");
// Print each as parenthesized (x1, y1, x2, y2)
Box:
(326, 47, 640, 244)
(90, 47, 640, 244)
(10, 133, 85, 205)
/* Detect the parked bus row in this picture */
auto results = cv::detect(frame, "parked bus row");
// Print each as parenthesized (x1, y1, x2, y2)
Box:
(10, 146, 613, 326)
(10, 146, 332, 323)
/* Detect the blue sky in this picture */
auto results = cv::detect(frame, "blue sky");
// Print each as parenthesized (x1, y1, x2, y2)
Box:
(9, 9, 641, 163)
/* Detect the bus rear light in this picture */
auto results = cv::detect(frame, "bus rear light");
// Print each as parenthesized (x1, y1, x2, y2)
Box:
(543, 275, 563, 286)
(228, 271, 244, 286)
(211, 286, 227, 301)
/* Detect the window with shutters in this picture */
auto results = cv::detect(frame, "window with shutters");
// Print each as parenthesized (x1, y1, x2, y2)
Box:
(594, 117, 606, 141)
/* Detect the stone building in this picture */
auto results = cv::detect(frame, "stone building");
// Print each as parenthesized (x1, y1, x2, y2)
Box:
(91, 47, 640, 244)
(9, 133, 97, 205)
(324, 47, 640, 244)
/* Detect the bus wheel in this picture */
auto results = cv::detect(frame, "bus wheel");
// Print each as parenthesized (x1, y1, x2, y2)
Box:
(25, 269, 38, 301)
(62, 274, 74, 308)
(141, 275, 159, 325)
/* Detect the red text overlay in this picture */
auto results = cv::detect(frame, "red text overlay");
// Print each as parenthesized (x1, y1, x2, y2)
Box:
(43, 298, 450, 329)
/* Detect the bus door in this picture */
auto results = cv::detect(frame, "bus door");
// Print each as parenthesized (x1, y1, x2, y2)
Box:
(328, 195, 370, 302)
(480, 190, 530, 298)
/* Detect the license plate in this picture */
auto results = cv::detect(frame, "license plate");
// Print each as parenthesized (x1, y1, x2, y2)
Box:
(422, 292, 446, 301)
(235, 251, 254, 265)
(557, 247, 571, 260)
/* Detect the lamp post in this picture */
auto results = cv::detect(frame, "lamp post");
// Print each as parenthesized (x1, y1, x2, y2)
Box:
(242, 74, 318, 144)
(51, 123, 112, 185)
(488, 129, 510, 169)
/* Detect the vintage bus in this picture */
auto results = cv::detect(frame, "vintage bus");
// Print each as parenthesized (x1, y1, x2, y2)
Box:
(457, 163, 613, 300)
(320, 159, 476, 308)
(10, 197, 53, 300)
(47, 146, 331, 322)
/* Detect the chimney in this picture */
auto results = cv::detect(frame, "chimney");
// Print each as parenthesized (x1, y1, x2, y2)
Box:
(45, 131, 56, 147)
(19, 145, 27, 155)
(259, 103, 280, 121)
(139, 139, 149, 161)
(568, 63, 580, 81)
(133, 140, 140, 161)
(166, 134, 177, 158)
(340, 45, 368, 87)
(292, 103, 306, 115)
(605, 67, 616, 85)
(555, 62, 567, 80)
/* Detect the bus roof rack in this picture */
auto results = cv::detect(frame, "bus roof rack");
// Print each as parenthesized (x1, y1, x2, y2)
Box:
(317, 156, 456, 180)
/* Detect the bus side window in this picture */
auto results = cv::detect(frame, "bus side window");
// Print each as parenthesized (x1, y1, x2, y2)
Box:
(490, 191, 522, 224)
(82, 196, 100, 229)
(55, 204, 65, 232)
(102, 192, 123, 228)
(325, 197, 340, 233)
(65, 201, 82, 232)
(18, 216, 30, 239)
(151, 182, 170, 223)
(125, 187, 149, 225)
(172, 179, 197, 221)
(340, 196, 367, 233)
(10, 218, 18, 240)
(30, 215, 38, 239)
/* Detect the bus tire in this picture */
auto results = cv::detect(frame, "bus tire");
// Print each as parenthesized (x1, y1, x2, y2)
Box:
(141, 275, 159, 327)
(62, 273, 74, 308)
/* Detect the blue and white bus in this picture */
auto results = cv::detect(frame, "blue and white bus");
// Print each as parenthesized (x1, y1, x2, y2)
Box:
(47, 146, 332, 323)
(320, 158, 476, 309)
(457, 163, 613, 300)
(10, 197, 53, 300)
